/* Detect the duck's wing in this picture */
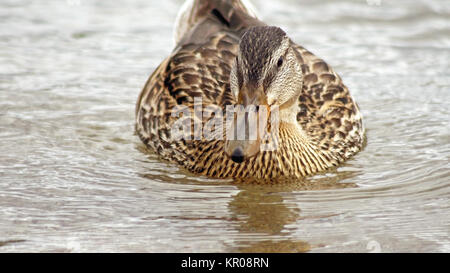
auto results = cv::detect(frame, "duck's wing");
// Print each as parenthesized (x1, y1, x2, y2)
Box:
(292, 44, 365, 162)
(174, 0, 262, 46)
(136, 0, 263, 162)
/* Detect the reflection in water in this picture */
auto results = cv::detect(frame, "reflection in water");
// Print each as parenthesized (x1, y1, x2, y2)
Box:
(227, 172, 358, 252)
(236, 239, 311, 253)
(229, 188, 300, 235)
(228, 186, 310, 252)
(135, 167, 359, 252)
(0, 240, 26, 248)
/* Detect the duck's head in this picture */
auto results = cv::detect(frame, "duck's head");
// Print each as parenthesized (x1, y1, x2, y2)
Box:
(225, 26, 303, 163)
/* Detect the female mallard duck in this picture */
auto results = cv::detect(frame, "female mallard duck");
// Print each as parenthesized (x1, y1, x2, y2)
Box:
(136, 0, 364, 179)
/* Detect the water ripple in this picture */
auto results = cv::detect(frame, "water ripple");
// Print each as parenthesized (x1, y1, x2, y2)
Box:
(0, 0, 448, 252)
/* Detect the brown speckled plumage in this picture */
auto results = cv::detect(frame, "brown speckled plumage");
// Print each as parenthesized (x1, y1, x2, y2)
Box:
(136, 0, 365, 179)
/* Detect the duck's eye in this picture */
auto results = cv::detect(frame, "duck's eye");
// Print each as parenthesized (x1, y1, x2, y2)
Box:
(277, 57, 283, 68)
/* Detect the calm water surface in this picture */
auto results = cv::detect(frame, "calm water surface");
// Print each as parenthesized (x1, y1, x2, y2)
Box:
(0, 0, 449, 252)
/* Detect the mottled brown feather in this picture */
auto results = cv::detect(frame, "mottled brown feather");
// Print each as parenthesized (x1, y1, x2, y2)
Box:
(136, 0, 364, 179)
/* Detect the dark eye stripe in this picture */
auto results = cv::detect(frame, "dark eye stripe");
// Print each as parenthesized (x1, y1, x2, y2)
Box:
(263, 66, 277, 93)
(263, 51, 288, 92)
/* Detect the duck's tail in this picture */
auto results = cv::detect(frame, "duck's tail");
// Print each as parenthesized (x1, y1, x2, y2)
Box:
(173, 0, 262, 45)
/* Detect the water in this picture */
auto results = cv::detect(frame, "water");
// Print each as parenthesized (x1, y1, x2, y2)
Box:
(0, 0, 449, 252)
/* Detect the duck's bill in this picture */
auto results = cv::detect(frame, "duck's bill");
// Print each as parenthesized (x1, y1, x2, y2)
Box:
(224, 103, 271, 163)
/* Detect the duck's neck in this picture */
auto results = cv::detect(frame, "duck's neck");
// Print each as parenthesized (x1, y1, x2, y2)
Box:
(277, 96, 300, 125)
(274, 119, 335, 177)
(272, 95, 313, 162)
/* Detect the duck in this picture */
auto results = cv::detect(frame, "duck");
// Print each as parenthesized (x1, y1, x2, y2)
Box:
(136, 0, 365, 179)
